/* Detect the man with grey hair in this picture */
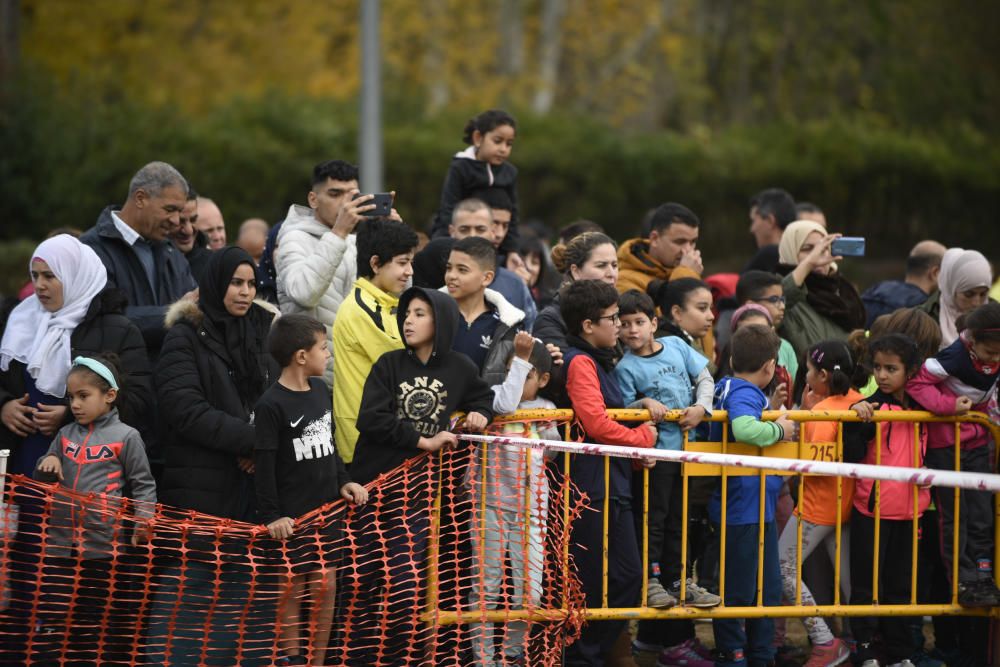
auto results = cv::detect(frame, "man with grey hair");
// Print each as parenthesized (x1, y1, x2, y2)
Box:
(81, 160, 198, 357)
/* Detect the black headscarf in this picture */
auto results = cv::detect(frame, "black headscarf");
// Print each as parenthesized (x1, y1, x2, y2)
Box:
(777, 264, 867, 332)
(199, 247, 270, 404)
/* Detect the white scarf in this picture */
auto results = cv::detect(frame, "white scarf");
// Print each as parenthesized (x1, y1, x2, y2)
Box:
(0, 235, 108, 397)
(938, 247, 992, 348)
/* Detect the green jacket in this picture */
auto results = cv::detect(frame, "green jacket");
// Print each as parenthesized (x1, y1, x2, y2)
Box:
(778, 273, 850, 360)
(917, 290, 940, 321)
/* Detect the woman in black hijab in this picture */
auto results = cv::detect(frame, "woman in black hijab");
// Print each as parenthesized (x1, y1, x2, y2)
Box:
(155, 247, 278, 520)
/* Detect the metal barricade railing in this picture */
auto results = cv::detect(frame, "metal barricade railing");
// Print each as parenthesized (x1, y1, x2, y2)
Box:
(427, 408, 1000, 625)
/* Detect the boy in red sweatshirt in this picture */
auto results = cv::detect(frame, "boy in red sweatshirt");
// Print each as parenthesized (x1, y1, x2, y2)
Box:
(559, 279, 656, 666)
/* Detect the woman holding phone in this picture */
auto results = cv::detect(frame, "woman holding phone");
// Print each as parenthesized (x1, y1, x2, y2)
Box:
(776, 220, 867, 360)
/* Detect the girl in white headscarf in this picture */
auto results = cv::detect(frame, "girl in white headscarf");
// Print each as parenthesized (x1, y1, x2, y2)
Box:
(935, 248, 992, 347)
(0, 235, 152, 475)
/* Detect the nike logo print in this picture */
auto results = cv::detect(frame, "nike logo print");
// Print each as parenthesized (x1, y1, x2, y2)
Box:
(290, 416, 304, 428)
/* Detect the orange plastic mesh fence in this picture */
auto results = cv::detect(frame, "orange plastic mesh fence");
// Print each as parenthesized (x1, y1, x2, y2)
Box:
(0, 434, 587, 665)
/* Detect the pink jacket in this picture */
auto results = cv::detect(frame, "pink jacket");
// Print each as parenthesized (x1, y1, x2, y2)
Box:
(852, 404, 930, 520)
(907, 366, 992, 451)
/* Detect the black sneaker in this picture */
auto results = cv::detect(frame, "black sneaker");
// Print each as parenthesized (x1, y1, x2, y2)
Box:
(957, 580, 998, 607)
(976, 578, 1000, 604)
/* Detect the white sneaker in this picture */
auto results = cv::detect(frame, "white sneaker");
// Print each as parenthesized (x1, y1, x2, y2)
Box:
(861, 660, 880, 667)
(646, 579, 678, 608)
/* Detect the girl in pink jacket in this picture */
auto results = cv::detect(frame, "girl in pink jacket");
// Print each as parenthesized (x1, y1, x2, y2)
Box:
(907, 302, 1000, 608)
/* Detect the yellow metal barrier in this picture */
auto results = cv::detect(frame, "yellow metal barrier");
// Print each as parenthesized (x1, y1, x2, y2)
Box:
(427, 408, 1000, 625)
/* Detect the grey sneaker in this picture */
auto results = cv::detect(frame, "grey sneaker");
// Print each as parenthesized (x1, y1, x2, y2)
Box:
(646, 579, 677, 608)
(861, 660, 879, 667)
(668, 578, 722, 608)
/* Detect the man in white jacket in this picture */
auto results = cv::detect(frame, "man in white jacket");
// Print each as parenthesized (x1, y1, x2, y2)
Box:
(275, 159, 396, 386)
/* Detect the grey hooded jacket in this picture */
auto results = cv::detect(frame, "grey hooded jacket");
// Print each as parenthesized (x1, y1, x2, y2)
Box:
(39, 408, 156, 559)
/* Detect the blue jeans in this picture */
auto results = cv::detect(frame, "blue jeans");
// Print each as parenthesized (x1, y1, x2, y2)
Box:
(712, 521, 781, 667)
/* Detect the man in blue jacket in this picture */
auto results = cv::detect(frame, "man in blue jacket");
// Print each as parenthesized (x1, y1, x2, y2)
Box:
(81, 161, 198, 360)
(861, 240, 945, 327)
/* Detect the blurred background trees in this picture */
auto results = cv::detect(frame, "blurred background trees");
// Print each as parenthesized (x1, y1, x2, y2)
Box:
(1, 0, 998, 286)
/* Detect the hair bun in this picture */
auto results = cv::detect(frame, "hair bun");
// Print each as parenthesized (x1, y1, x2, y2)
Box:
(550, 243, 569, 274)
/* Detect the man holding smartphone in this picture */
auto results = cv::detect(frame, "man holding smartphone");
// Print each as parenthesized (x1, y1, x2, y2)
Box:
(274, 159, 402, 387)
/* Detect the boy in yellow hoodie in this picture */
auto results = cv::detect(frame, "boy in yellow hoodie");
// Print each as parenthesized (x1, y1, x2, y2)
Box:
(331, 218, 418, 463)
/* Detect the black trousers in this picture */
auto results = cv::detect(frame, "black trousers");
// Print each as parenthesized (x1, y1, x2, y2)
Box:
(633, 462, 697, 648)
(850, 512, 919, 663)
(565, 498, 642, 667)
(924, 445, 995, 585)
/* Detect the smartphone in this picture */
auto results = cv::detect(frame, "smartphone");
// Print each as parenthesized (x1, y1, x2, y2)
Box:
(831, 237, 865, 257)
(353, 192, 393, 218)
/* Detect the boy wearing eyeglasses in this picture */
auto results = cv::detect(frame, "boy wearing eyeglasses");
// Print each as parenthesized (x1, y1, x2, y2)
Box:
(559, 279, 656, 665)
(736, 270, 798, 382)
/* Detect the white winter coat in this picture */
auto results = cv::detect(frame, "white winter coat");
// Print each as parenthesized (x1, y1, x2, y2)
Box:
(274, 204, 356, 386)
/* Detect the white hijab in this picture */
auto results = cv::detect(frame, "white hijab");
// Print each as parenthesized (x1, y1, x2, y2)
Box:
(938, 248, 992, 347)
(0, 235, 108, 397)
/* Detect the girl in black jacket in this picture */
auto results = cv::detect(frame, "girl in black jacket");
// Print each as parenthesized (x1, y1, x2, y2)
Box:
(155, 247, 278, 520)
(429, 109, 521, 255)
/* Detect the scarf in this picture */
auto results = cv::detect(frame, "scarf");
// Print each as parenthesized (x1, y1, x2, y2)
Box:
(566, 334, 618, 374)
(0, 235, 108, 397)
(938, 248, 992, 347)
(199, 247, 268, 404)
(961, 331, 1000, 378)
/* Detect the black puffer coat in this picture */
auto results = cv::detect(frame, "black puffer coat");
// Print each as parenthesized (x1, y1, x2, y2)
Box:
(155, 299, 277, 519)
(0, 288, 153, 448)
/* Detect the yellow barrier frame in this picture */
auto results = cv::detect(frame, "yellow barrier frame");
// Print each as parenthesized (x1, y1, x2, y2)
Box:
(426, 408, 1000, 625)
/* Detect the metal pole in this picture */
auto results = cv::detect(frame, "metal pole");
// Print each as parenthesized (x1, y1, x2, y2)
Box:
(359, 0, 383, 192)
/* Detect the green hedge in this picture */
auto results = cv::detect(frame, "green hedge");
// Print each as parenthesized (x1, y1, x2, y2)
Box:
(3, 78, 998, 293)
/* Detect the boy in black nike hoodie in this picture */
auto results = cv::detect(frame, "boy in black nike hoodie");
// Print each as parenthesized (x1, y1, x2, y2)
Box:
(347, 286, 494, 666)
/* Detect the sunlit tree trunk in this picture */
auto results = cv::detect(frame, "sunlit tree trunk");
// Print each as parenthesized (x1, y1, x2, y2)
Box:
(532, 0, 566, 114)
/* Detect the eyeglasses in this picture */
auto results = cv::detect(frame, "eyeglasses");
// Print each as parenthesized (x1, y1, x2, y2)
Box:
(595, 312, 621, 324)
(754, 296, 786, 305)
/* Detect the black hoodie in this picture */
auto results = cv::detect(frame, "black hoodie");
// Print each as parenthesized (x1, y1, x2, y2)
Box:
(351, 287, 496, 485)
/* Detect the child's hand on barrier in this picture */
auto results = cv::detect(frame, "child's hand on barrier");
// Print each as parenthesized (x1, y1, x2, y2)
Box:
(775, 412, 797, 441)
(955, 396, 973, 414)
(418, 431, 458, 452)
(131, 521, 151, 547)
(642, 421, 658, 443)
(463, 412, 489, 432)
(341, 482, 369, 506)
(641, 398, 668, 422)
(36, 455, 63, 481)
(267, 517, 295, 540)
(640, 456, 658, 469)
(679, 405, 707, 431)
(513, 331, 535, 361)
(852, 400, 875, 422)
